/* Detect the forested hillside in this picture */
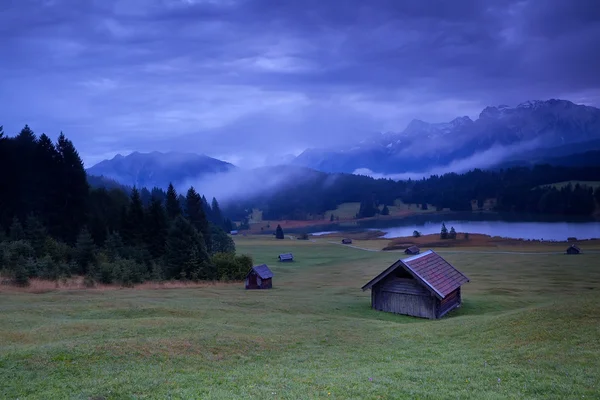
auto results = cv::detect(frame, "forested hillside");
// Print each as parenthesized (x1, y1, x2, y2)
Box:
(225, 166, 600, 221)
(0, 125, 247, 287)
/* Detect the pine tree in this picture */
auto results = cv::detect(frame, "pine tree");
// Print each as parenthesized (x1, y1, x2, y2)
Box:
(105, 231, 124, 262)
(74, 227, 96, 275)
(164, 216, 211, 280)
(36, 134, 61, 231)
(25, 215, 47, 257)
(381, 204, 390, 216)
(145, 196, 168, 259)
(166, 183, 181, 220)
(440, 223, 448, 239)
(449, 226, 457, 239)
(55, 133, 89, 243)
(211, 197, 223, 227)
(330, 214, 334, 222)
(275, 224, 284, 239)
(201, 195, 212, 221)
(123, 188, 145, 246)
(9, 217, 25, 241)
(185, 187, 211, 252)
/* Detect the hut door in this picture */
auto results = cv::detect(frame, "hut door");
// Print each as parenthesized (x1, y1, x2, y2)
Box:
(248, 273, 257, 288)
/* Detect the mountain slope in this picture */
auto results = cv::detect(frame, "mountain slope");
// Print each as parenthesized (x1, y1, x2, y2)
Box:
(87, 151, 235, 189)
(292, 99, 600, 174)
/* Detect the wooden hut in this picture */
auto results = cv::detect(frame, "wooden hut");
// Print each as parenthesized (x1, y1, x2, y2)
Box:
(361, 250, 469, 319)
(566, 244, 581, 255)
(342, 238, 353, 244)
(245, 264, 273, 289)
(404, 245, 420, 255)
(278, 253, 294, 262)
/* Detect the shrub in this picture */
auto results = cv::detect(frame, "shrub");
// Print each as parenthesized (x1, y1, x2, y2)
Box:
(213, 253, 253, 281)
(412, 230, 421, 238)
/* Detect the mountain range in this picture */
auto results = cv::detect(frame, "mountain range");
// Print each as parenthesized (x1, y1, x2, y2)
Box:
(87, 151, 234, 189)
(291, 99, 600, 174)
(87, 99, 600, 188)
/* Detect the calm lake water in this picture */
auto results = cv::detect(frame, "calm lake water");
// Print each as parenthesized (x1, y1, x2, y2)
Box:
(308, 213, 600, 241)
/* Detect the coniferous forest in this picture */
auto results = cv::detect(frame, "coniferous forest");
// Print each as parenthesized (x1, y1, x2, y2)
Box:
(0, 125, 249, 287)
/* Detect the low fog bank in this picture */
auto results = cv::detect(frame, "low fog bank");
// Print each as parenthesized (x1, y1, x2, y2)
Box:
(177, 165, 319, 204)
(354, 140, 542, 180)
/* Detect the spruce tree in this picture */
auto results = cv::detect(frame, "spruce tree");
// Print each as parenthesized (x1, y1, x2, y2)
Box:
(164, 216, 211, 280)
(124, 187, 145, 246)
(185, 187, 211, 252)
(9, 217, 25, 241)
(145, 196, 168, 259)
(25, 215, 48, 257)
(275, 224, 284, 239)
(55, 133, 89, 243)
(440, 223, 448, 239)
(330, 214, 334, 222)
(36, 134, 61, 231)
(105, 231, 124, 262)
(449, 226, 457, 239)
(381, 204, 390, 216)
(201, 195, 212, 221)
(166, 183, 181, 220)
(74, 227, 96, 275)
(211, 197, 223, 227)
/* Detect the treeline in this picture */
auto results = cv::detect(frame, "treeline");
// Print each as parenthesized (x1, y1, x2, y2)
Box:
(225, 165, 600, 221)
(0, 125, 249, 286)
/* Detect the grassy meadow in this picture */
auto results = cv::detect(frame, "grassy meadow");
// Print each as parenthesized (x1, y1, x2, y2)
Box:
(1, 236, 600, 399)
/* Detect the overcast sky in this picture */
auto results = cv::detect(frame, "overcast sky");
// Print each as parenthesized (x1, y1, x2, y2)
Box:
(1, 0, 599, 167)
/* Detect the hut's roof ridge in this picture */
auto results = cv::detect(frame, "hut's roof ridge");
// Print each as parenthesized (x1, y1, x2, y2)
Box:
(362, 250, 469, 299)
(251, 264, 273, 279)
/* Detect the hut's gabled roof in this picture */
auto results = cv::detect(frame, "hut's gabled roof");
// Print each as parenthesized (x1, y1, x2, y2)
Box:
(249, 264, 274, 279)
(568, 244, 581, 251)
(278, 253, 293, 260)
(405, 245, 420, 253)
(361, 250, 469, 299)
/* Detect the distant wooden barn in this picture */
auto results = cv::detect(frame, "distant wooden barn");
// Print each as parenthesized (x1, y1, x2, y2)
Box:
(362, 250, 469, 319)
(566, 245, 581, 255)
(278, 253, 294, 262)
(404, 246, 420, 255)
(245, 264, 273, 289)
(230, 230, 238, 235)
(342, 238, 353, 244)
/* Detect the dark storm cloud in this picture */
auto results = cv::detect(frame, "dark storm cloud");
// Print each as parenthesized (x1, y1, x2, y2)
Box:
(1, 0, 599, 167)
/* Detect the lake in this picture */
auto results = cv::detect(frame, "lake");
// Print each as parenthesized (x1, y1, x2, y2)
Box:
(309, 213, 600, 241)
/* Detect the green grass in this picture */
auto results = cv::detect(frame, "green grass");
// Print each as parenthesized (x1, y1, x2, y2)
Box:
(2, 237, 600, 399)
(538, 180, 600, 190)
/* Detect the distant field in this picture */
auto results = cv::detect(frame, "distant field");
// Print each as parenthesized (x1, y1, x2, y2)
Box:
(324, 200, 436, 221)
(539, 180, 600, 190)
(1, 237, 600, 398)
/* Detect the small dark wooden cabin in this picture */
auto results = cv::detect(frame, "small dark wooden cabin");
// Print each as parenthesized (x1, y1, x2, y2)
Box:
(245, 264, 273, 289)
(362, 250, 469, 319)
(404, 246, 420, 255)
(566, 245, 581, 255)
(342, 238, 353, 244)
(278, 253, 294, 262)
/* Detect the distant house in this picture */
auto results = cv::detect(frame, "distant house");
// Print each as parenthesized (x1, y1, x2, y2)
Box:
(230, 230, 238, 235)
(278, 253, 294, 262)
(404, 246, 420, 255)
(245, 264, 273, 289)
(566, 244, 581, 255)
(361, 250, 470, 319)
(342, 238, 353, 244)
